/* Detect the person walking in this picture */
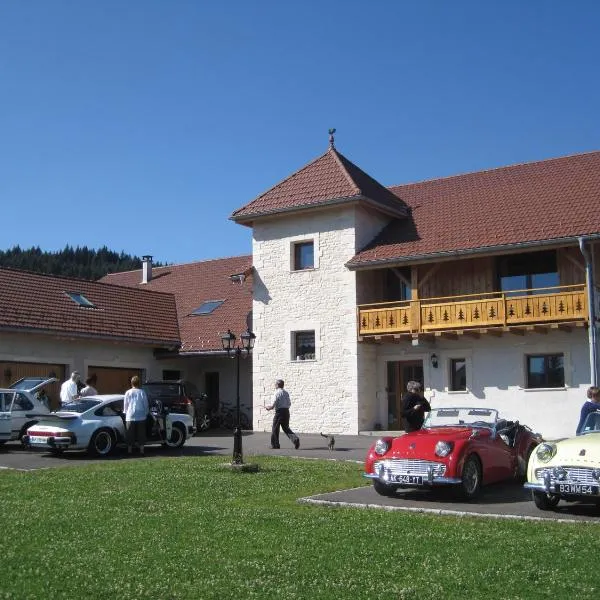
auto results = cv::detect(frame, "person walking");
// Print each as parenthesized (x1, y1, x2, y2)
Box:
(60, 371, 80, 407)
(401, 380, 431, 432)
(266, 379, 300, 450)
(79, 374, 98, 397)
(576, 386, 600, 434)
(123, 375, 150, 455)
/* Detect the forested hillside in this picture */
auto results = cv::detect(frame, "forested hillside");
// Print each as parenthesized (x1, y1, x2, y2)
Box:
(0, 245, 161, 280)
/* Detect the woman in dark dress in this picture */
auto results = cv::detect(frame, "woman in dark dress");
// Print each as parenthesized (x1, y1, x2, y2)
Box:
(401, 380, 431, 432)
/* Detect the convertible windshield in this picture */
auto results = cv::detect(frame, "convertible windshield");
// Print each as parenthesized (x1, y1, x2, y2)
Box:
(57, 399, 102, 414)
(424, 407, 498, 429)
(580, 411, 600, 435)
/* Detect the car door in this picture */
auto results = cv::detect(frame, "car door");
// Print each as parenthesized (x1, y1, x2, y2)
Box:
(95, 399, 126, 439)
(0, 391, 13, 442)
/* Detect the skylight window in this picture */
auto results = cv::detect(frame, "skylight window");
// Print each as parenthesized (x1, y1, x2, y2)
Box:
(66, 292, 96, 308)
(192, 300, 224, 315)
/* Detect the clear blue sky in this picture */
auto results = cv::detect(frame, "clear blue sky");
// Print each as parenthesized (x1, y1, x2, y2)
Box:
(1, 1, 599, 265)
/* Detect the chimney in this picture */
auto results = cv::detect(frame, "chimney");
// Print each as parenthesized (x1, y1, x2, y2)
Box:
(141, 255, 153, 284)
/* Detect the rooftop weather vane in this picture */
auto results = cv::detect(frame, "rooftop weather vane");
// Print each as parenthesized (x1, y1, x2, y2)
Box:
(328, 128, 336, 148)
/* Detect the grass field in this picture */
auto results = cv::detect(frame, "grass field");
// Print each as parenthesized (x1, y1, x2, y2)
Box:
(1, 456, 598, 599)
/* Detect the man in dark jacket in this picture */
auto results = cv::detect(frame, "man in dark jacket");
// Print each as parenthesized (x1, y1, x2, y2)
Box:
(401, 380, 431, 432)
(576, 386, 600, 434)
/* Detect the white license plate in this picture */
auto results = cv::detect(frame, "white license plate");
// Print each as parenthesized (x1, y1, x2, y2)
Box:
(393, 474, 423, 485)
(557, 483, 599, 495)
(29, 436, 50, 445)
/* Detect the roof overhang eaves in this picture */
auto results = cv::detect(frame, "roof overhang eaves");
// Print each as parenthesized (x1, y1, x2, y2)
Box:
(0, 325, 181, 349)
(346, 234, 600, 271)
(231, 194, 407, 225)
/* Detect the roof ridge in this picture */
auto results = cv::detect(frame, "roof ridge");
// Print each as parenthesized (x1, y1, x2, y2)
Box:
(328, 147, 361, 195)
(104, 254, 253, 276)
(0, 266, 176, 299)
(388, 149, 600, 190)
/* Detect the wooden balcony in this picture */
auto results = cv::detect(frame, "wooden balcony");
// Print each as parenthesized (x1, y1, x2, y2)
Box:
(358, 284, 588, 339)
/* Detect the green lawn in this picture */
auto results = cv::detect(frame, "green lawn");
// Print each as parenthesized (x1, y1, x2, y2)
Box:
(1, 456, 598, 599)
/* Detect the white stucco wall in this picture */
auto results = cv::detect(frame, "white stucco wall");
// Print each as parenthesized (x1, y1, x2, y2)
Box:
(375, 329, 592, 439)
(251, 208, 365, 434)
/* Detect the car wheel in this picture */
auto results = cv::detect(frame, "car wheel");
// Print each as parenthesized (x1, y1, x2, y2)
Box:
(373, 479, 398, 497)
(459, 455, 482, 500)
(88, 429, 115, 457)
(196, 413, 211, 432)
(164, 423, 186, 448)
(532, 490, 560, 510)
(19, 421, 37, 441)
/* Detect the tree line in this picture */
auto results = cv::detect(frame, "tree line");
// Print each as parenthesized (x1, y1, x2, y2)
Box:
(0, 245, 163, 280)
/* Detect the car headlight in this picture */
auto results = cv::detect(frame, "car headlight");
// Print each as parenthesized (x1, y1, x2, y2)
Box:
(435, 441, 454, 457)
(374, 439, 390, 456)
(536, 443, 557, 463)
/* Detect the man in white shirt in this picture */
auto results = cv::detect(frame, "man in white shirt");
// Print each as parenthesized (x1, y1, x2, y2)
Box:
(266, 379, 300, 450)
(60, 371, 80, 407)
(123, 375, 150, 455)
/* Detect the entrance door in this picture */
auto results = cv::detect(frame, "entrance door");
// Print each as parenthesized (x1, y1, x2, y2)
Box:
(386, 360, 424, 430)
(205, 372, 220, 414)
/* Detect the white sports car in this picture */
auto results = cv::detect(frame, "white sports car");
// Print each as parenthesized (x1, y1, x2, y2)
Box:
(22, 394, 196, 457)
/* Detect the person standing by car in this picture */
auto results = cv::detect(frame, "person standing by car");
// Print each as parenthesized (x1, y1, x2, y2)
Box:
(123, 375, 150, 455)
(576, 386, 600, 434)
(60, 371, 80, 407)
(79, 374, 98, 397)
(401, 380, 431, 432)
(265, 379, 300, 450)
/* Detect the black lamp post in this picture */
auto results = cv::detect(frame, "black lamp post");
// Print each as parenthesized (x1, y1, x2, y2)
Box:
(220, 328, 256, 465)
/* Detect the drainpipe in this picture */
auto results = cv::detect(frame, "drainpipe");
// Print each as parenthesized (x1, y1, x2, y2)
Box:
(579, 237, 598, 385)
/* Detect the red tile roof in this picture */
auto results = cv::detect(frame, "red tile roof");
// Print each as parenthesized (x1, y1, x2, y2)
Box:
(0, 268, 180, 346)
(100, 256, 253, 354)
(348, 151, 600, 267)
(231, 146, 408, 223)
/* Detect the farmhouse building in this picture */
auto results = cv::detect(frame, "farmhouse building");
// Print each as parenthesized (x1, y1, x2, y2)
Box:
(231, 143, 600, 439)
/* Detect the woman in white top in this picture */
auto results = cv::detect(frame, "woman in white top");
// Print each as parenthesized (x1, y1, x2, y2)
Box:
(123, 375, 149, 455)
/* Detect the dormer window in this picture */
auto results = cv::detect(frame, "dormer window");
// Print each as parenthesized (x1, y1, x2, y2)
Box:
(192, 300, 224, 315)
(293, 241, 314, 271)
(66, 292, 96, 308)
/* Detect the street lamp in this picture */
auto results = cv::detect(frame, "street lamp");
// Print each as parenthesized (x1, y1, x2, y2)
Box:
(220, 328, 256, 465)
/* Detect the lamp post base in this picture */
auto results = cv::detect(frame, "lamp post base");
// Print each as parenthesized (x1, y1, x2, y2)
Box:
(232, 426, 243, 465)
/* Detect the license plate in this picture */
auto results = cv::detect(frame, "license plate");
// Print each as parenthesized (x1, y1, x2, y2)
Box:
(557, 483, 599, 495)
(393, 474, 423, 485)
(29, 436, 49, 445)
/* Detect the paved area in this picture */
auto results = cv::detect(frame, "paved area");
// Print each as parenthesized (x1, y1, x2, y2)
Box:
(2, 430, 600, 523)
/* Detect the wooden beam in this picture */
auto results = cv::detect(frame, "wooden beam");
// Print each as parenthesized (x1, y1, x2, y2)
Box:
(558, 323, 573, 332)
(463, 330, 481, 338)
(410, 267, 419, 300)
(481, 328, 503, 337)
(391, 267, 411, 289)
(418, 264, 441, 292)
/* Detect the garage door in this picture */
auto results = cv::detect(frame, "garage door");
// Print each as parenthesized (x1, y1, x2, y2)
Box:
(89, 366, 144, 395)
(0, 361, 66, 410)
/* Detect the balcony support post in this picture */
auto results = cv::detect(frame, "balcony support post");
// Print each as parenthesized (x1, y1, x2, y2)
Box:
(579, 237, 598, 386)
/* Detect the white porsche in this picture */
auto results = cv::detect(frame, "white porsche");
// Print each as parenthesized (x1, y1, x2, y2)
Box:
(22, 394, 196, 457)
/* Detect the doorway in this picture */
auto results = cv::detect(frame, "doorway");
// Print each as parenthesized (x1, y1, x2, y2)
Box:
(386, 360, 424, 430)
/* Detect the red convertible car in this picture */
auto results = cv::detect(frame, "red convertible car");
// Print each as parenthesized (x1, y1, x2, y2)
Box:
(364, 407, 542, 500)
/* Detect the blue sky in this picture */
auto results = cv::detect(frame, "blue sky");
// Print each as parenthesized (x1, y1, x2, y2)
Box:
(1, 1, 599, 266)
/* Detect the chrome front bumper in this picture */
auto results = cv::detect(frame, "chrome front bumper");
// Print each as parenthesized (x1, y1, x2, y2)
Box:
(364, 473, 462, 485)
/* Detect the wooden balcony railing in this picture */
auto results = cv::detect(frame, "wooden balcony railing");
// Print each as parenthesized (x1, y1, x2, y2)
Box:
(358, 284, 588, 336)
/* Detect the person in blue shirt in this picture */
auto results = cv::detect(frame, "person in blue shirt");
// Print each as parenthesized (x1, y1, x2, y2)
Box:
(576, 386, 600, 435)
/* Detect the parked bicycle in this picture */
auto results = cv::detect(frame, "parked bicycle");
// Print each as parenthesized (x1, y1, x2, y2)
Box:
(211, 402, 251, 430)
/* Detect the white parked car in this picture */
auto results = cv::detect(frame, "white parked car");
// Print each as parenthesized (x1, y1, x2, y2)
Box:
(22, 394, 196, 457)
(0, 377, 56, 445)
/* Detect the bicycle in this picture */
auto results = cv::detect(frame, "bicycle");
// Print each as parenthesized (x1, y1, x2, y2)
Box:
(212, 402, 251, 430)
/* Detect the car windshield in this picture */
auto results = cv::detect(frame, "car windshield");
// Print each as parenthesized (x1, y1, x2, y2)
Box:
(143, 383, 180, 401)
(58, 399, 102, 414)
(424, 407, 498, 429)
(580, 411, 600, 435)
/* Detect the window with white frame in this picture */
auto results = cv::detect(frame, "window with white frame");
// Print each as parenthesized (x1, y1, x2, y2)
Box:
(292, 330, 315, 361)
(526, 353, 564, 388)
(292, 241, 314, 271)
(449, 358, 467, 391)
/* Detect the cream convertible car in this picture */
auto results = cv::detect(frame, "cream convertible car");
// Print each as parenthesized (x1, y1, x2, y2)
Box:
(525, 411, 600, 510)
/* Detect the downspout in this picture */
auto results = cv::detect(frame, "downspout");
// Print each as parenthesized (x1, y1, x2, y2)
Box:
(579, 237, 598, 385)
